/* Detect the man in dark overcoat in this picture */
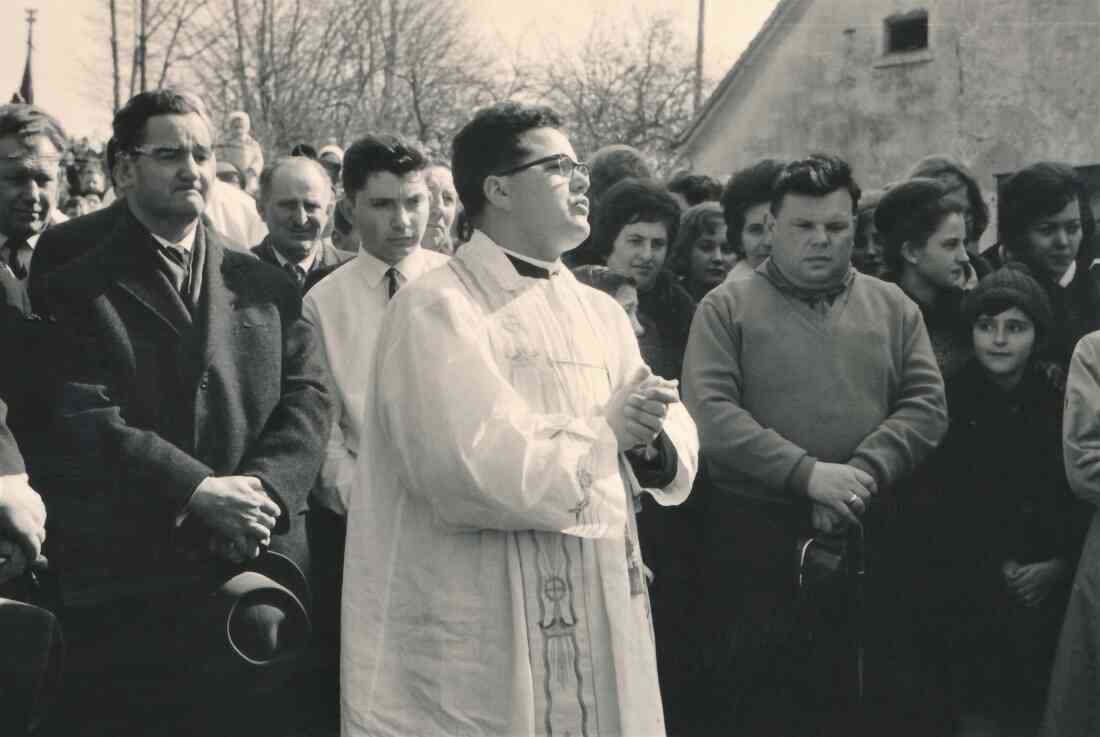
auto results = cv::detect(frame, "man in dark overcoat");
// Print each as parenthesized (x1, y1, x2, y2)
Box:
(37, 88, 333, 734)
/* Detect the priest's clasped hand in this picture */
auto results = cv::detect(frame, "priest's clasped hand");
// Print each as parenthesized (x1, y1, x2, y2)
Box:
(607, 366, 680, 451)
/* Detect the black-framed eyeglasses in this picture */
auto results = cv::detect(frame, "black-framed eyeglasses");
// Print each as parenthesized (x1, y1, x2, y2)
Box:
(496, 154, 589, 181)
(128, 144, 214, 164)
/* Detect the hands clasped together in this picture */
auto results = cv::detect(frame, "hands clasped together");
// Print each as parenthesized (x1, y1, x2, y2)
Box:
(189, 475, 281, 564)
(0, 474, 48, 585)
(607, 367, 680, 452)
(807, 462, 877, 534)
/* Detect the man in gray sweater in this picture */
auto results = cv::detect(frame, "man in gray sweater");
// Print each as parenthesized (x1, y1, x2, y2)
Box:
(682, 153, 947, 737)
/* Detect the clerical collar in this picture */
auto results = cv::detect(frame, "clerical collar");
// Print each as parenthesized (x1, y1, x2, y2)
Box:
(498, 245, 561, 280)
(150, 227, 197, 254)
(1059, 260, 1077, 288)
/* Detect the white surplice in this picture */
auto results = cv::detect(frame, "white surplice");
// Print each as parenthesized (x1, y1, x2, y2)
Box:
(341, 231, 699, 737)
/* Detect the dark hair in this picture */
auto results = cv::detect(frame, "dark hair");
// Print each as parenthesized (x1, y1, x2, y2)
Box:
(874, 179, 966, 278)
(906, 154, 990, 242)
(333, 198, 354, 235)
(999, 162, 1096, 265)
(341, 133, 429, 200)
(257, 155, 333, 204)
(721, 158, 786, 256)
(854, 186, 888, 251)
(572, 264, 638, 296)
(667, 171, 722, 207)
(289, 142, 318, 159)
(113, 89, 210, 154)
(770, 153, 860, 215)
(452, 102, 563, 221)
(587, 145, 652, 206)
(104, 137, 119, 187)
(590, 178, 681, 263)
(0, 103, 67, 154)
(670, 201, 725, 276)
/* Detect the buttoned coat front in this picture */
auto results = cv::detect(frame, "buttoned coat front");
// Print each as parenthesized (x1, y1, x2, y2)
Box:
(42, 206, 332, 606)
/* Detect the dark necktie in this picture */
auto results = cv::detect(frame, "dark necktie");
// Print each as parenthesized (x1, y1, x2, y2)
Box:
(160, 244, 191, 294)
(504, 253, 552, 280)
(284, 262, 306, 288)
(6, 239, 29, 280)
(386, 267, 402, 300)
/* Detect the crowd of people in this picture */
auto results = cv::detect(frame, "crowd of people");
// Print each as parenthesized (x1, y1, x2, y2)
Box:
(1, 84, 1099, 737)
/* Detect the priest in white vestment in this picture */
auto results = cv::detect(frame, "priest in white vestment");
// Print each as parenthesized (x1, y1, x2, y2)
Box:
(341, 103, 699, 737)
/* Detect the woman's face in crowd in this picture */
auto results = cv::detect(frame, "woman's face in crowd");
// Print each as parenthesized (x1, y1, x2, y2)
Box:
(687, 221, 735, 290)
(740, 201, 774, 267)
(905, 212, 969, 291)
(613, 284, 645, 337)
(605, 220, 669, 292)
(1025, 200, 1082, 282)
(851, 210, 886, 277)
(973, 307, 1036, 385)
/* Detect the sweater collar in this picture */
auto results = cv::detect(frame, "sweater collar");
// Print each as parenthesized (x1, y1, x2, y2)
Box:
(762, 258, 855, 305)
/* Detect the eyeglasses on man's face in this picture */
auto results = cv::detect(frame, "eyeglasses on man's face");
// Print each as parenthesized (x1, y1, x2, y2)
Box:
(128, 143, 215, 165)
(496, 153, 589, 181)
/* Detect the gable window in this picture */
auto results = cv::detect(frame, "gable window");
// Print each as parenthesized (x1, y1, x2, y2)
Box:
(885, 10, 929, 54)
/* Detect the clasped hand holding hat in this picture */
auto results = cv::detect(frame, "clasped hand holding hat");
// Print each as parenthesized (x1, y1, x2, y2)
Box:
(188, 475, 281, 565)
(0, 474, 48, 585)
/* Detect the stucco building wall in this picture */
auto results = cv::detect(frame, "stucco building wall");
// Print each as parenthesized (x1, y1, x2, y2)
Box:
(682, 0, 1100, 236)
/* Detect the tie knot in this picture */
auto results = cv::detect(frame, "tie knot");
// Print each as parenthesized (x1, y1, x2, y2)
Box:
(6, 238, 30, 280)
(386, 267, 402, 299)
(283, 261, 306, 286)
(161, 244, 188, 268)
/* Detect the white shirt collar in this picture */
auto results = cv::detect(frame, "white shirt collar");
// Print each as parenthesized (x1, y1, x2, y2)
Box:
(356, 246, 438, 289)
(0, 231, 43, 250)
(1059, 260, 1077, 287)
(271, 241, 320, 273)
(150, 227, 198, 254)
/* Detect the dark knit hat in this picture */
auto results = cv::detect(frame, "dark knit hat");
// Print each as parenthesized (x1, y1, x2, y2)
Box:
(962, 263, 1054, 337)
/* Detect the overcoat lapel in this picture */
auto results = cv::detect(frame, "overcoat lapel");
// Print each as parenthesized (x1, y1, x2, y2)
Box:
(105, 210, 193, 336)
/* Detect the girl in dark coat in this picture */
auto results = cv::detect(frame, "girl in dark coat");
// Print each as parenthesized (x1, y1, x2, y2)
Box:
(998, 162, 1100, 369)
(938, 266, 1089, 733)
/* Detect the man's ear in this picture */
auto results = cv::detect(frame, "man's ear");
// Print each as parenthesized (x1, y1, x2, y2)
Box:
(339, 195, 355, 223)
(115, 155, 137, 193)
(901, 240, 921, 265)
(483, 175, 511, 212)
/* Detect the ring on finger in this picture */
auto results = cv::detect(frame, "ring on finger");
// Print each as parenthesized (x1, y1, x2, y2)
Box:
(847, 493, 860, 506)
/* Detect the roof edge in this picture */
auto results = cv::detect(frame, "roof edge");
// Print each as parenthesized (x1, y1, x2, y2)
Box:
(674, 0, 806, 150)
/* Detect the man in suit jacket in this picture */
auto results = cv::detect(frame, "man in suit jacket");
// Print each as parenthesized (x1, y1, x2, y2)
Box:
(0, 104, 68, 315)
(251, 156, 353, 293)
(40, 89, 333, 733)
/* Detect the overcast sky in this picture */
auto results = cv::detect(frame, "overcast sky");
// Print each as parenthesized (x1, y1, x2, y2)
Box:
(0, 0, 779, 139)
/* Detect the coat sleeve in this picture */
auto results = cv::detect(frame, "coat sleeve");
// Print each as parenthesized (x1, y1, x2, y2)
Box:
(1064, 334, 1100, 508)
(235, 297, 334, 528)
(371, 288, 629, 538)
(682, 296, 813, 496)
(847, 302, 948, 489)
